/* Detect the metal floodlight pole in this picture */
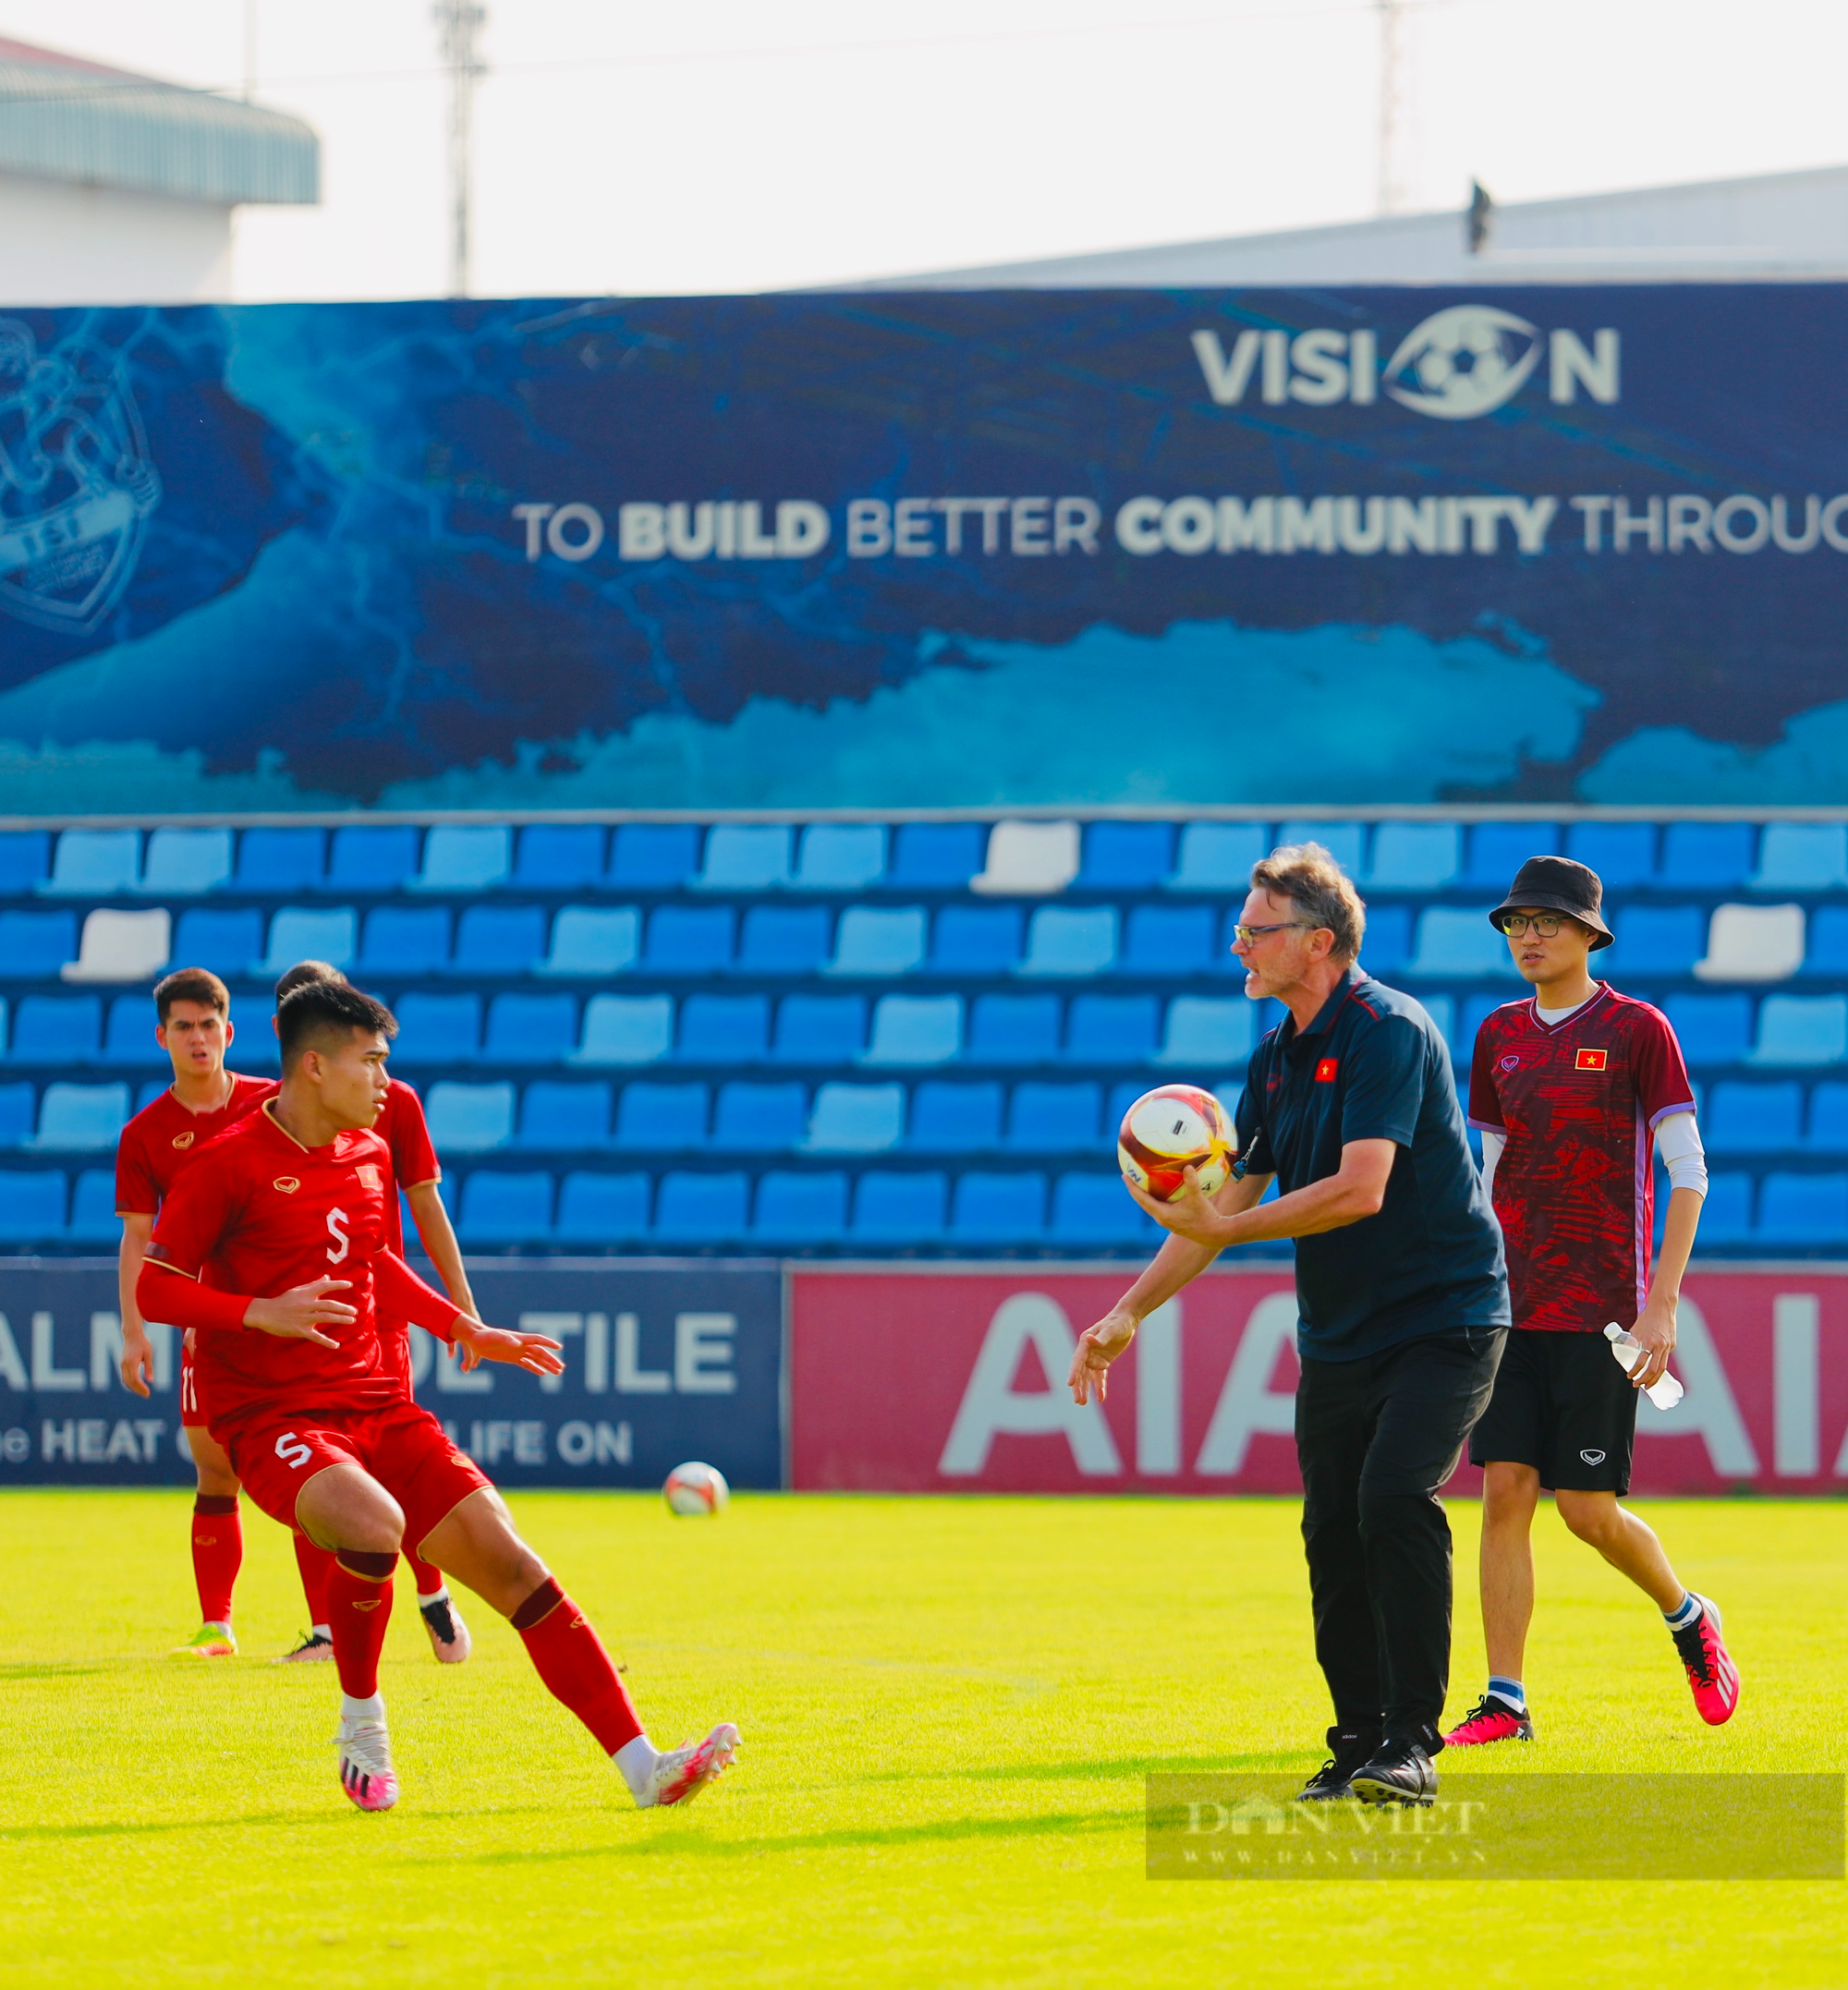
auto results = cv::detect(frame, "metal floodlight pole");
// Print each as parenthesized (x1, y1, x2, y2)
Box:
(1374, 0, 1405, 217)
(434, 0, 488, 298)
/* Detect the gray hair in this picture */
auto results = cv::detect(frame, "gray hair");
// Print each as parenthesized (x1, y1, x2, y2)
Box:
(1249, 842, 1367, 964)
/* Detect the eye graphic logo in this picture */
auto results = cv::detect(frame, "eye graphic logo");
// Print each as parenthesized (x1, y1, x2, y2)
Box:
(0, 318, 162, 634)
(1382, 305, 1544, 421)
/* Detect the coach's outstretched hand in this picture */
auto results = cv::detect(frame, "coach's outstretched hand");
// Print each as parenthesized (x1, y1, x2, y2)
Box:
(454, 1318, 566, 1377)
(1069, 1308, 1138, 1405)
(245, 1277, 355, 1347)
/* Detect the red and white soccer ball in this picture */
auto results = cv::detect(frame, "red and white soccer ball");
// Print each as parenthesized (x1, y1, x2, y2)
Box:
(1117, 1084, 1234, 1201)
(663, 1460, 730, 1517)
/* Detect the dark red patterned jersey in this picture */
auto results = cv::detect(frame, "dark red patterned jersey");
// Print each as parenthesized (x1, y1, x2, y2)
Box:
(1468, 984, 1696, 1334)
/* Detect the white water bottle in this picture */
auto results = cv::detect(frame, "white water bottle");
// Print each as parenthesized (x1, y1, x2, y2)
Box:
(1604, 1322, 1684, 1409)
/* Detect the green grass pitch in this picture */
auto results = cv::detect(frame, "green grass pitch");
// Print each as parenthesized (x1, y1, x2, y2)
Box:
(2, 1488, 1844, 1986)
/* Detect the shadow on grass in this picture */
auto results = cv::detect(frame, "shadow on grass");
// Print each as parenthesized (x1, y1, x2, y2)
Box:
(0, 1663, 116, 1681)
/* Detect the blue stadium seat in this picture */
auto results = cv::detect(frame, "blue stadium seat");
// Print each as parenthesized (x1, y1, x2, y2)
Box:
(458, 1171, 553, 1244)
(540, 906, 639, 977)
(1663, 993, 1753, 1066)
(1749, 995, 1848, 1067)
(0, 911, 76, 978)
(804, 1083, 905, 1153)
(863, 995, 963, 1065)
(172, 909, 262, 977)
(1564, 823, 1656, 890)
(1156, 997, 1253, 1068)
(572, 994, 674, 1066)
(1052, 1172, 1159, 1244)
(1800, 906, 1848, 979)
(234, 828, 325, 893)
(1809, 1084, 1848, 1153)
(0, 1083, 32, 1147)
(482, 993, 578, 1066)
(1703, 1081, 1803, 1154)
(772, 995, 866, 1063)
(1017, 906, 1118, 977)
(884, 823, 983, 891)
(1606, 905, 1705, 979)
(424, 1081, 515, 1153)
(1279, 821, 1364, 874)
(736, 905, 831, 976)
(101, 997, 167, 1068)
(952, 1170, 1046, 1241)
(608, 824, 700, 891)
(752, 1171, 849, 1242)
(1418, 994, 1458, 1060)
(554, 1170, 651, 1243)
(925, 905, 1022, 977)
(677, 993, 771, 1063)
(642, 906, 734, 975)
(1076, 822, 1174, 890)
(1366, 823, 1460, 891)
(1754, 823, 1848, 893)
(907, 1081, 1003, 1152)
(324, 826, 420, 893)
(0, 831, 50, 894)
(711, 1081, 807, 1152)
(1167, 822, 1266, 892)
(827, 906, 927, 977)
(0, 1170, 66, 1241)
(1660, 822, 1756, 892)
(512, 1081, 611, 1149)
(29, 1082, 130, 1150)
(42, 830, 139, 897)
(139, 828, 231, 897)
(451, 904, 547, 977)
(653, 1171, 749, 1242)
(356, 906, 452, 977)
(1460, 823, 1560, 892)
(414, 825, 510, 892)
(1357, 904, 1412, 977)
(255, 906, 356, 977)
(614, 1082, 710, 1151)
(1696, 1172, 1754, 1244)
(509, 824, 606, 892)
(1757, 1171, 1848, 1244)
(792, 824, 886, 892)
(67, 1168, 119, 1242)
(1457, 992, 1513, 1061)
(965, 994, 1061, 1065)
(1118, 905, 1217, 977)
(1406, 908, 1518, 978)
(1005, 1081, 1101, 1152)
(1066, 994, 1159, 1064)
(695, 825, 791, 892)
(392, 993, 481, 1064)
(850, 1170, 947, 1242)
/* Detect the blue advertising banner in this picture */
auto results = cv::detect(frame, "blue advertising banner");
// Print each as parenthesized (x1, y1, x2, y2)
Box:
(0, 1257, 784, 1489)
(2, 289, 1845, 812)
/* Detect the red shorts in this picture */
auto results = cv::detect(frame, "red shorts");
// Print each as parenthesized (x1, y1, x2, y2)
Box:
(179, 1335, 207, 1430)
(222, 1400, 491, 1553)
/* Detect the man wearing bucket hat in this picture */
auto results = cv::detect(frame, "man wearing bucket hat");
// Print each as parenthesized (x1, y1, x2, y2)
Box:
(1446, 854, 1740, 1745)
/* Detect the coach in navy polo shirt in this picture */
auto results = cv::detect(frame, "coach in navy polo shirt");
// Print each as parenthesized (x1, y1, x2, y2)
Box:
(1070, 842, 1508, 1810)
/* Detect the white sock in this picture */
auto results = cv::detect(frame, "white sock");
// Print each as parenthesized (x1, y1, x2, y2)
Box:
(204, 1621, 231, 1634)
(310, 1623, 331, 1640)
(1663, 1592, 1700, 1631)
(341, 1692, 385, 1724)
(613, 1734, 661, 1799)
(417, 1586, 449, 1607)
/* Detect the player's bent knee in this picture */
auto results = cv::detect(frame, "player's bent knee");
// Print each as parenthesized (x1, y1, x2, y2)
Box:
(295, 1463, 405, 1555)
(1555, 1491, 1621, 1545)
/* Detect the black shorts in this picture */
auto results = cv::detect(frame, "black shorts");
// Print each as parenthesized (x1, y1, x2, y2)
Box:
(1467, 1328, 1638, 1494)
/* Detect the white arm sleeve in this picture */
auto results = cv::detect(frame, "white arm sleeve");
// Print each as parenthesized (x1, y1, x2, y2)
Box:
(1478, 1127, 1505, 1197)
(1654, 1110, 1708, 1198)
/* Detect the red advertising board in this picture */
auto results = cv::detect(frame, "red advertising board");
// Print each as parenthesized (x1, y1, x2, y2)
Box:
(789, 1265, 1848, 1497)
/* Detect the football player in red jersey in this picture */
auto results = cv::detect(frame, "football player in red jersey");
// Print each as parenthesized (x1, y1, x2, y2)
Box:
(116, 967, 277, 1658)
(140, 978, 739, 1814)
(1446, 856, 1740, 1746)
(268, 962, 478, 1668)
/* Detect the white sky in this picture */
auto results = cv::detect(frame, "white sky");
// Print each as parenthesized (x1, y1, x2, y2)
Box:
(2, 0, 1846, 299)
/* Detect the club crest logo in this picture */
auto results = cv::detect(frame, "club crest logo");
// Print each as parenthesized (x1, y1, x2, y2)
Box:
(171, 1130, 196, 1149)
(1580, 1449, 1607, 1465)
(273, 1176, 300, 1195)
(1575, 1048, 1609, 1071)
(0, 318, 162, 635)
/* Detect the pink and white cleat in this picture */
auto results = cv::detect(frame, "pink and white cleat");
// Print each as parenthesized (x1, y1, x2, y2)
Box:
(1443, 1695, 1536, 1747)
(1673, 1594, 1740, 1726)
(638, 1723, 741, 1809)
(335, 1714, 399, 1812)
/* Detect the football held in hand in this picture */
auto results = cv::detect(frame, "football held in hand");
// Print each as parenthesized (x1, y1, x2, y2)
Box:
(1116, 1084, 1234, 1201)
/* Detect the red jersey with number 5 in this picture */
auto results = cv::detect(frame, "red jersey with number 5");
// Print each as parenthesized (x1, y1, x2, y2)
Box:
(144, 1100, 399, 1429)
(1469, 984, 1696, 1334)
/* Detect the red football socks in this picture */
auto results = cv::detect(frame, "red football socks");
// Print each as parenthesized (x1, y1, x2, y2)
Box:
(293, 1533, 335, 1627)
(513, 1579, 643, 1755)
(328, 1550, 397, 1698)
(190, 1495, 242, 1626)
(407, 1551, 444, 1598)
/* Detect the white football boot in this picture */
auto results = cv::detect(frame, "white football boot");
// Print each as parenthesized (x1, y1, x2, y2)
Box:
(635, 1723, 741, 1808)
(335, 1712, 399, 1812)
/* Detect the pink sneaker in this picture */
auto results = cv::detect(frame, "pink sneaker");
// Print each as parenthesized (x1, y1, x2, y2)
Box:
(1443, 1696, 1536, 1746)
(1672, 1596, 1740, 1726)
(638, 1723, 741, 1808)
(335, 1716, 399, 1812)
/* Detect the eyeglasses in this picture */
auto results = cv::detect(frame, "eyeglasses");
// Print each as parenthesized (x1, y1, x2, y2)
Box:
(1232, 921, 1317, 947)
(1497, 913, 1569, 938)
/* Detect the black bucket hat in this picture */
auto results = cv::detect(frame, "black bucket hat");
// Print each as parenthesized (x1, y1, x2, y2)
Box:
(1487, 855, 1614, 951)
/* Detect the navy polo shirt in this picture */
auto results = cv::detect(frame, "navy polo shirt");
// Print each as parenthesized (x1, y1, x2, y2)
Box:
(1235, 964, 1509, 1362)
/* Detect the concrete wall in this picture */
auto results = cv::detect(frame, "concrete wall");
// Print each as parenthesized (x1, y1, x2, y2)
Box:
(0, 170, 231, 305)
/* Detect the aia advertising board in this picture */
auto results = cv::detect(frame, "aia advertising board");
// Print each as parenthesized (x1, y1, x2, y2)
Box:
(789, 1266, 1848, 1498)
